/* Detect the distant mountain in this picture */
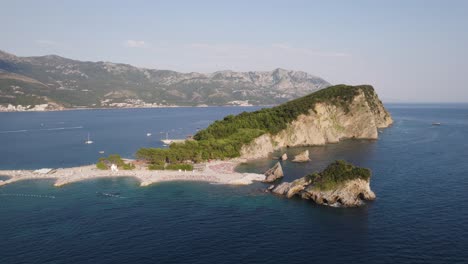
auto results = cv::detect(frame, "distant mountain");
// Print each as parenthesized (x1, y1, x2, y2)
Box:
(0, 50, 330, 110)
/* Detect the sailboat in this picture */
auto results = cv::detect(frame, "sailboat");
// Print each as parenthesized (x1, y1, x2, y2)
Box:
(85, 133, 94, 144)
(161, 132, 173, 145)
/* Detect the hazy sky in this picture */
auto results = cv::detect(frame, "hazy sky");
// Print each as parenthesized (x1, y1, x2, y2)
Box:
(2, 0, 467, 102)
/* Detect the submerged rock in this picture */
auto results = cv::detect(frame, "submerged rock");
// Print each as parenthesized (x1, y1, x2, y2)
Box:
(271, 182, 291, 195)
(268, 160, 375, 207)
(292, 150, 310, 162)
(263, 162, 284, 183)
(281, 153, 288, 161)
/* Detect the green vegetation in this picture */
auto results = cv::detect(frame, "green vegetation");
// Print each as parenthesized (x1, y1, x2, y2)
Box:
(305, 160, 371, 190)
(136, 85, 377, 166)
(96, 161, 107, 170)
(166, 164, 194, 171)
(148, 164, 165, 170)
(195, 85, 376, 140)
(146, 163, 193, 171)
(95, 154, 135, 170)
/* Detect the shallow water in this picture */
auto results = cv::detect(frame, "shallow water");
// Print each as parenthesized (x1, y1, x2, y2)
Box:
(1, 105, 467, 263)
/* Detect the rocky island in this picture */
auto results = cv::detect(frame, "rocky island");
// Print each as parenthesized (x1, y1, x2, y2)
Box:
(270, 160, 375, 207)
(1, 84, 392, 207)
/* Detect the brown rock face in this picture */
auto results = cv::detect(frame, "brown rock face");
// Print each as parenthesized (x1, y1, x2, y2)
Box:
(263, 162, 284, 183)
(271, 178, 375, 207)
(301, 179, 375, 207)
(269, 160, 376, 208)
(292, 150, 310, 163)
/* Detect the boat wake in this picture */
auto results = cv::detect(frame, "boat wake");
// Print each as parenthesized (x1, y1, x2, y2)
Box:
(96, 192, 126, 198)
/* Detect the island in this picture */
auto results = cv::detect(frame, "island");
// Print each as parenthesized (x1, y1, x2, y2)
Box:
(269, 160, 376, 207)
(0, 84, 392, 207)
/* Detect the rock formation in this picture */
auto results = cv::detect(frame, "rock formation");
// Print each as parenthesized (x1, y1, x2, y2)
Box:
(240, 85, 393, 160)
(281, 153, 288, 161)
(263, 162, 284, 182)
(292, 150, 310, 162)
(270, 160, 375, 207)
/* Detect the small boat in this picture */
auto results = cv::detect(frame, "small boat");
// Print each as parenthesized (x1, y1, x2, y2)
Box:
(161, 132, 173, 145)
(432, 122, 441, 126)
(99, 151, 105, 154)
(146, 133, 152, 137)
(84, 133, 93, 144)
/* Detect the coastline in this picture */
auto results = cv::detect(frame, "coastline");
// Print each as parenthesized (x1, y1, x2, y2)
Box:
(0, 160, 265, 187)
(0, 104, 271, 113)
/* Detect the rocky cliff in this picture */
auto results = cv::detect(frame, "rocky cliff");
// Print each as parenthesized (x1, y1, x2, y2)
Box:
(240, 85, 393, 159)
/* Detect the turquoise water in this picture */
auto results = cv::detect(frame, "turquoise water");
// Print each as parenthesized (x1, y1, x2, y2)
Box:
(1, 105, 467, 263)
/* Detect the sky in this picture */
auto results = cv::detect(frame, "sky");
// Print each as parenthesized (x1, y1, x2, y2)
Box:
(1, 0, 468, 102)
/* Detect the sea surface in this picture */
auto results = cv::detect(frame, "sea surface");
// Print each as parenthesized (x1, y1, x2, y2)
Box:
(0, 105, 467, 264)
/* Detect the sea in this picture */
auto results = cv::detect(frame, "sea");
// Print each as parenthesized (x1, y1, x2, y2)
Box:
(0, 105, 467, 264)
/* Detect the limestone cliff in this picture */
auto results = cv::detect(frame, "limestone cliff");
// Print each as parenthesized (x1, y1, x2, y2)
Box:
(240, 85, 392, 159)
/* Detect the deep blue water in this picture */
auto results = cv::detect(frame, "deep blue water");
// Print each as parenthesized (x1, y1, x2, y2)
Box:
(1, 105, 467, 264)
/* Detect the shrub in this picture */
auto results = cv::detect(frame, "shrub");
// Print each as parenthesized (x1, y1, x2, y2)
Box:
(96, 161, 108, 170)
(148, 164, 165, 170)
(96, 154, 134, 170)
(166, 164, 193, 171)
(122, 163, 135, 170)
(306, 160, 371, 190)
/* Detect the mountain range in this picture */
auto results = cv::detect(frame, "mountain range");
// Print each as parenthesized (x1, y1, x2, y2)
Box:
(0, 50, 330, 110)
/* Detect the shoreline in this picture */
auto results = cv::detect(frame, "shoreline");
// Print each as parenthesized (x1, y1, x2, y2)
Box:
(0, 104, 271, 113)
(0, 160, 265, 187)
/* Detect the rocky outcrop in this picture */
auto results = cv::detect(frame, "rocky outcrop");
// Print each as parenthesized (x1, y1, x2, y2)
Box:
(270, 160, 376, 207)
(292, 150, 310, 162)
(301, 178, 375, 207)
(281, 153, 288, 161)
(272, 177, 375, 207)
(240, 87, 393, 160)
(263, 162, 284, 182)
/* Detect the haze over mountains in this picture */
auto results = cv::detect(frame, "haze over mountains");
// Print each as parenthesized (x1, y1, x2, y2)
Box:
(0, 50, 330, 110)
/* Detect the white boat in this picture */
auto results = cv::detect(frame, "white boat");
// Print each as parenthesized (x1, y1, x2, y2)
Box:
(146, 133, 152, 137)
(85, 133, 94, 144)
(432, 122, 441, 126)
(161, 132, 171, 145)
(99, 151, 105, 154)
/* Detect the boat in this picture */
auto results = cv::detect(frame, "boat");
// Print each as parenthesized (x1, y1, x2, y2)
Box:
(99, 151, 105, 154)
(161, 132, 173, 145)
(84, 133, 94, 144)
(160, 131, 185, 145)
(432, 122, 441, 126)
(146, 133, 152, 137)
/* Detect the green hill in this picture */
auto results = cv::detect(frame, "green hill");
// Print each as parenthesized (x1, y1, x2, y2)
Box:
(136, 84, 387, 165)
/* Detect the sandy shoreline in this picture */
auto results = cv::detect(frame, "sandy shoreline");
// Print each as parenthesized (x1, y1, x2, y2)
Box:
(0, 160, 265, 187)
